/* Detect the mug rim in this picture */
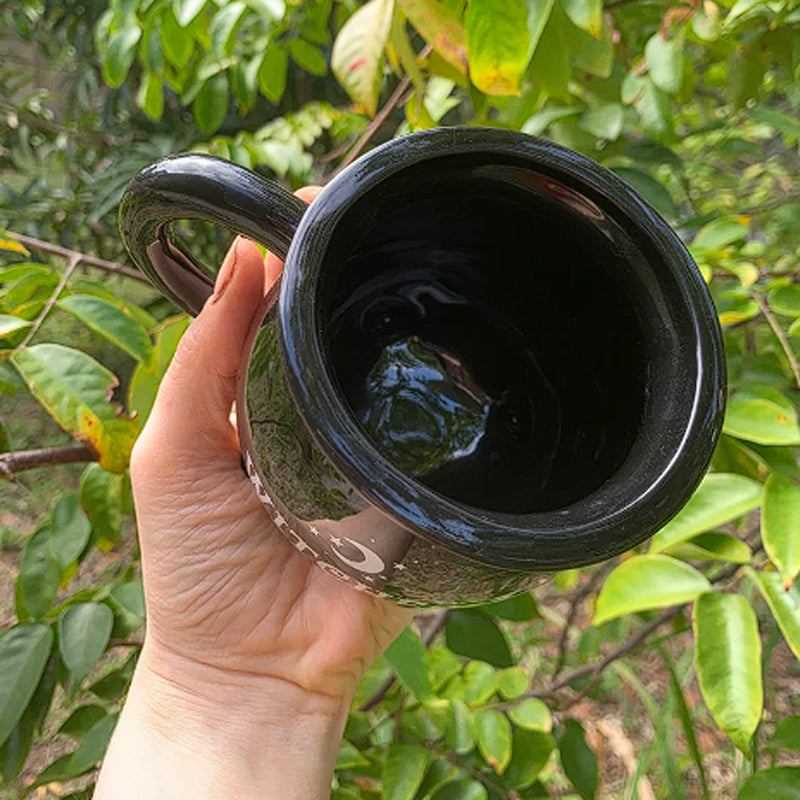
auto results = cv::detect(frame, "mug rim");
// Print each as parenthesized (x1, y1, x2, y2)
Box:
(273, 126, 725, 571)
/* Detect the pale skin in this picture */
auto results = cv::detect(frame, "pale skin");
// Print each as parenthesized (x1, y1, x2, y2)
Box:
(94, 187, 414, 800)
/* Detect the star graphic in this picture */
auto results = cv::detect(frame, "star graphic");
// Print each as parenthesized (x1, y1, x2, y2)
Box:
(329, 535, 343, 547)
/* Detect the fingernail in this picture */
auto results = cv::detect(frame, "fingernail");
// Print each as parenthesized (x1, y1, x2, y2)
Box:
(211, 236, 241, 304)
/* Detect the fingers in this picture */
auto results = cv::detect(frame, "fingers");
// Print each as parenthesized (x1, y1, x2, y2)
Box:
(142, 236, 266, 455)
(265, 186, 323, 285)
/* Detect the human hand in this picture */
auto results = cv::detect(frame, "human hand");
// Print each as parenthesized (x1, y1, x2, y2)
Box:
(95, 187, 413, 800)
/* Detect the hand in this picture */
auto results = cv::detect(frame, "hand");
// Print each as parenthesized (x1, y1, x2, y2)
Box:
(95, 187, 413, 800)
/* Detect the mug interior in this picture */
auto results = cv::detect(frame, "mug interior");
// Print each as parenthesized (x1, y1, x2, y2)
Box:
(315, 154, 686, 514)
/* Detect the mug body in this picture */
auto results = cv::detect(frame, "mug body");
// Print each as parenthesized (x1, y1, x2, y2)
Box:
(235, 127, 725, 607)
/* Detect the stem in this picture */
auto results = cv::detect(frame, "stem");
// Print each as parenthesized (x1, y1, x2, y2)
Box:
(4, 231, 150, 285)
(0, 444, 96, 480)
(753, 294, 800, 390)
(333, 44, 433, 178)
(15, 254, 81, 352)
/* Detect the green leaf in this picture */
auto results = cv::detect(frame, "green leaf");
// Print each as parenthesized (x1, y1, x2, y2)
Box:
(748, 569, 800, 661)
(194, 69, 230, 131)
(258, 44, 289, 103)
(210, 1, 246, 55)
(508, 698, 552, 732)
(431, 780, 487, 800)
(383, 741, 429, 800)
(528, 10, 570, 99)
(110, 581, 145, 619)
(561, 0, 601, 38)
(58, 705, 108, 737)
(505, 728, 554, 789)
(694, 592, 762, 753)
(466, 0, 530, 95)
(175, 0, 207, 27)
(384, 626, 433, 700)
(526, 0, 556, 61)
(0, 625, 52, 749)
(331, 0, 394, 116)
(762, 475, 800, 587)
(102, 26, 142, 88)
(11, 344, 136, 473)
(232, 56, 260, 112)
(497, 666, 529, 699)
(769, 717, 800, 752)
(445, 609, 513, 667)
(51, 494, 91, 568)
(0, 314, 31, 339)
(571, 18, 613, 77)
(650, 473, 763, 553)
(445, 698, 476, 754)
(737, 767, 800, 800)
(725, 396, 800, 446)
(398, 0, 468, 75)
(612, 166, 676, 217)
(18, 527, 61, 620)
(58, 295, 151, 364)
(625, 139, 683, 170)
(479, 592, 538, 621)
(594, 555, 711, 624)
(635, 78, 672, 138)
(248, 0, 285, 19)
(88, 668, 132, 701)
(288, 39, 328, 76)
(666, 532, 751, 564)
(522, 104, 582, 136)
(80, 464, 123, 545)
(335, 739, 369, 769)
(692, 218, 749, 252)
(58, 603, 114, 684)
(579, 103, 623, 140)
(162, 9, 194, 67)
(127, 316, 189, 425)
(462, 660, 497, 706)
(645, 32, 683, 95)
(724, 0, 770, 29)
(0, 656, 56, 782)
(770, 285, 800, 317)
(475, 708, 512, 774)
(558, 719, 597, 800)
(138, 72, 164, 120)
(68, 713, 118, 775)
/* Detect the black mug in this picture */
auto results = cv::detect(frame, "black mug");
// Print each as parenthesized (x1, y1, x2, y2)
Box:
(119, 127, 725, 607)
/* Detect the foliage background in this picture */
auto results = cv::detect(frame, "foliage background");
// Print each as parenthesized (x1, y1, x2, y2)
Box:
(2, 0, 800, 797)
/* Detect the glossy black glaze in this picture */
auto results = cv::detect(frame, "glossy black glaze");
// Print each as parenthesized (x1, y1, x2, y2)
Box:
(119, 127, 726, 607)
(118, 154, 308, 314)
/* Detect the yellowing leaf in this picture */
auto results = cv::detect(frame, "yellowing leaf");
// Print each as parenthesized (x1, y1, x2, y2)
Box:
(398, 0, 467, 75)
(466, 0, 530, 95)
(12, 344, 137, 473)
(0, 238, 30, 255)
(332, 0, 394, 115)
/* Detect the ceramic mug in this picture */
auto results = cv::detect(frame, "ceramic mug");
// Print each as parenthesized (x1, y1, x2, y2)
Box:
(119, 126, 725, 607)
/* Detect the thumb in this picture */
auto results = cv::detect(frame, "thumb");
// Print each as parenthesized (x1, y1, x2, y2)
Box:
(143, 236, 266, 455)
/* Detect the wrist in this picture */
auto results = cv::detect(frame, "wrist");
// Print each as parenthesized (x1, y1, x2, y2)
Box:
(95, 640, 350, 800)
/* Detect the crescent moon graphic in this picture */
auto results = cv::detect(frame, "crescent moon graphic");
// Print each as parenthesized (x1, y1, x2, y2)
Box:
(329, 537, 386, 575)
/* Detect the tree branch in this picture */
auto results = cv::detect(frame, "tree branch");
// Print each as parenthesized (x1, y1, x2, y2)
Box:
(754, 293, 800, 390)
(4, 231, 150, 285)
(333, 44, 433, 178)
(0, 445, 96, 480)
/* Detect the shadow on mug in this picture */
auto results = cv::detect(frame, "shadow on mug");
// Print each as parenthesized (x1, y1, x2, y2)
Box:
(120, 127, 726, 607)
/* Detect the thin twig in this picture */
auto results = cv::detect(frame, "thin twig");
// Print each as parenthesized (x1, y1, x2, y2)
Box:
(0, 444, 96, 480)
(4, 231, 149, 284)
(16, 254, 80, 351)
(754, 293, 800, 389)
(333, 44, 433, 178)
(552, 566, 611, 679)
(360, 608, 449, 712)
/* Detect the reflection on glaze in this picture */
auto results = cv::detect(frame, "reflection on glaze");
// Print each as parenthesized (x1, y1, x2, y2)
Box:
(360, 337, 491, 476)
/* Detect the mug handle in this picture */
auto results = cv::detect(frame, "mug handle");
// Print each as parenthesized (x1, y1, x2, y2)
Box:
(118, 154, 309, 316)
